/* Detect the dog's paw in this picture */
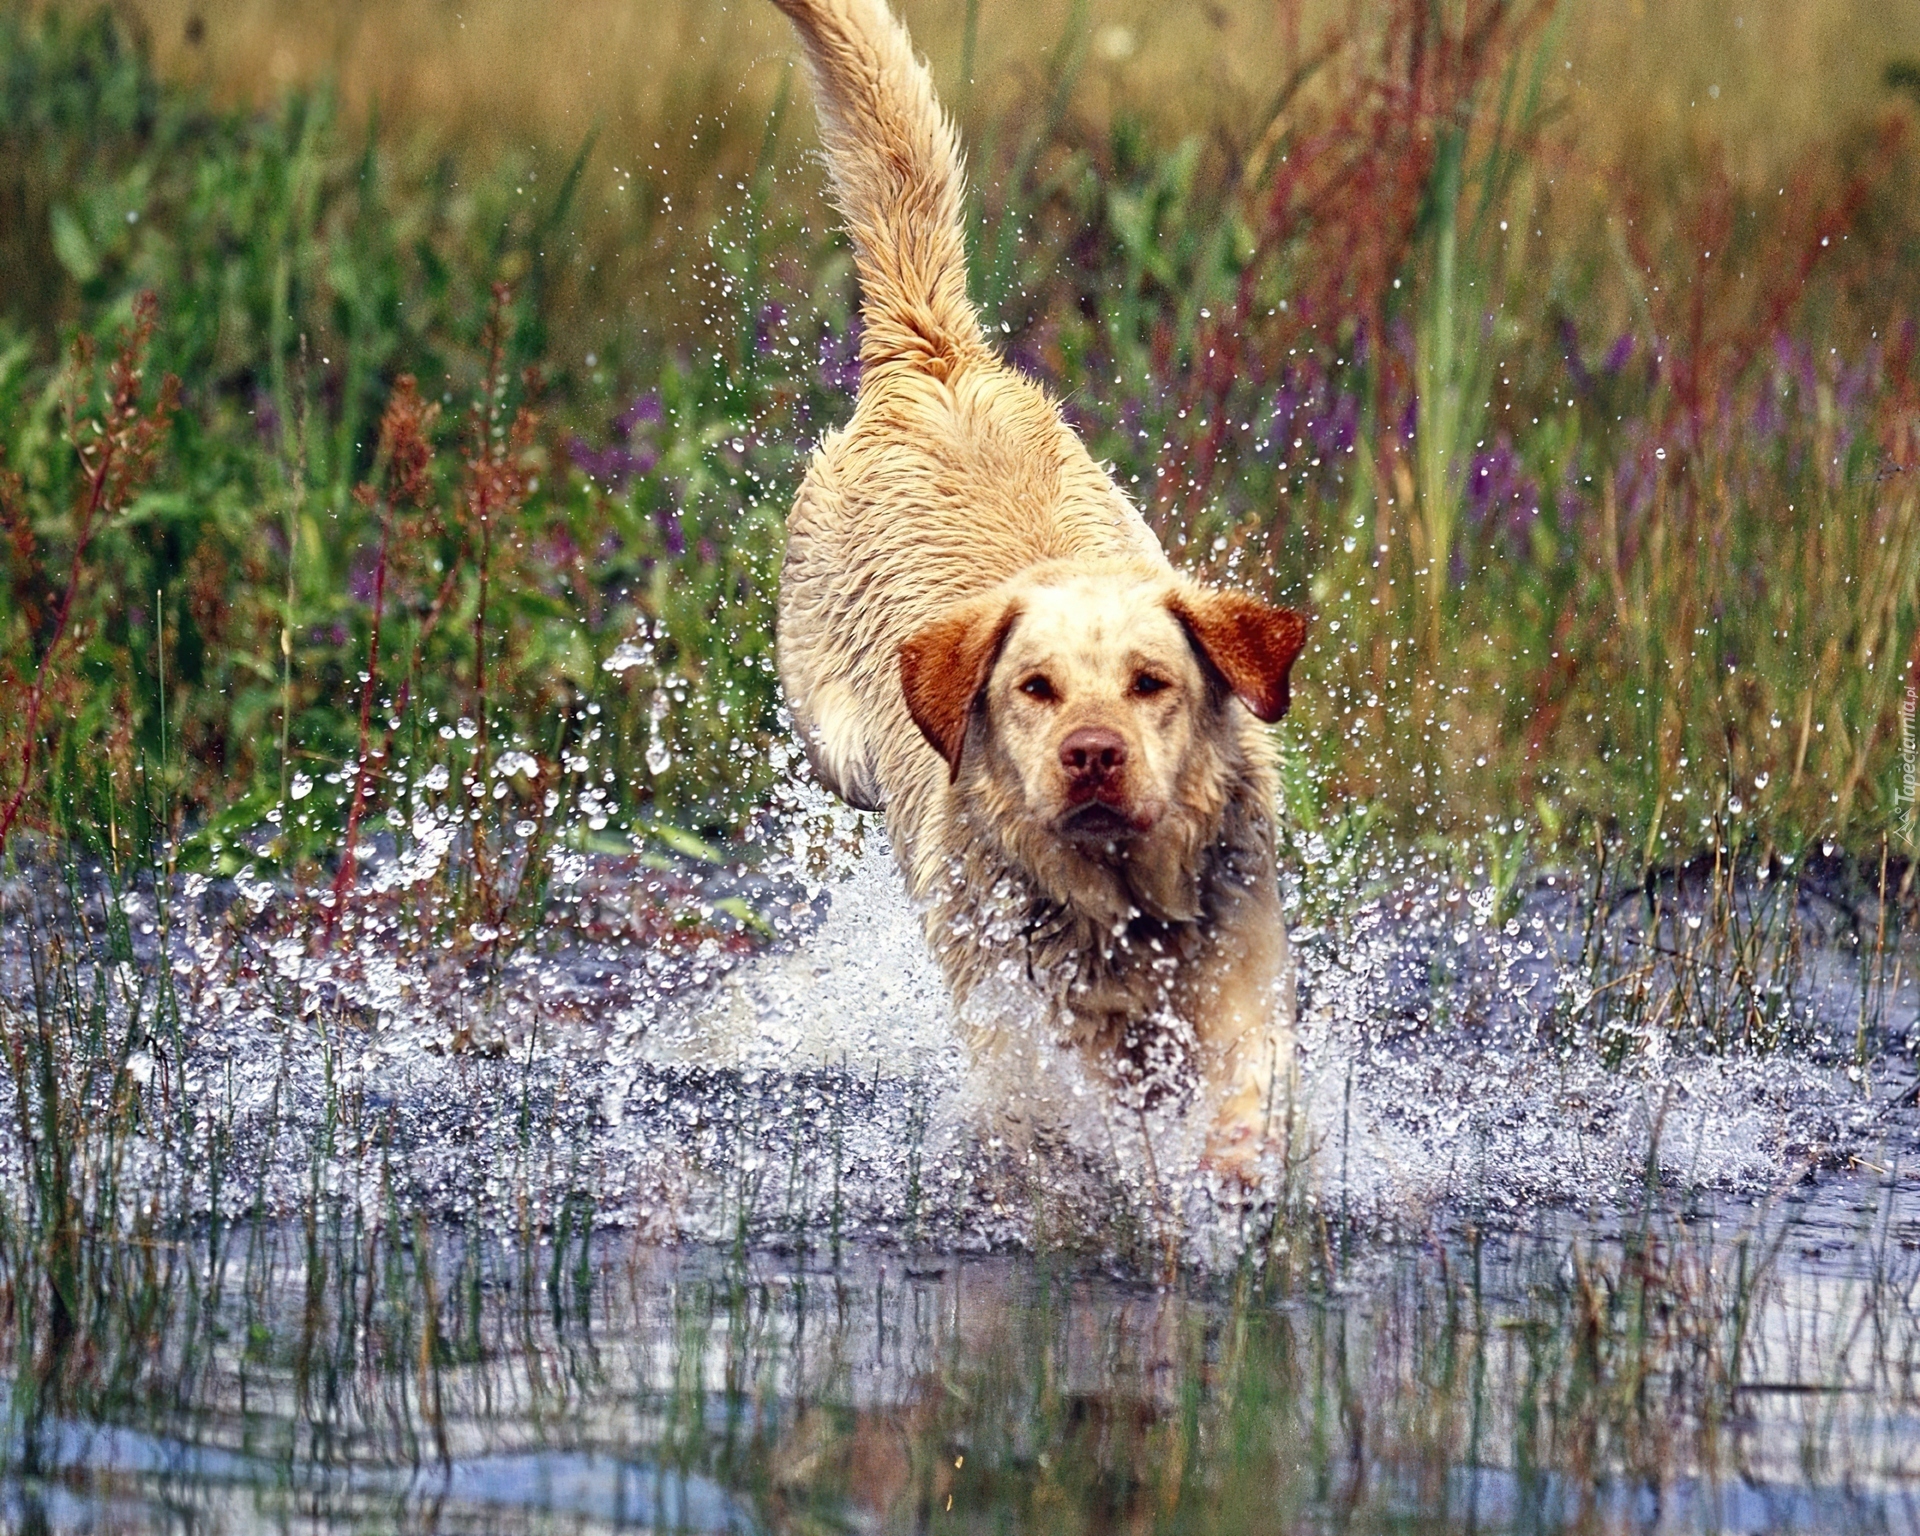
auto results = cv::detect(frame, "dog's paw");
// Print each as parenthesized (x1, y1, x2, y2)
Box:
(1197, 1120, 1270, 1195)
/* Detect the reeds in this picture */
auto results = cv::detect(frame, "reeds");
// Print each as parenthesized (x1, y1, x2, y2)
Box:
(2, 2, 1917, 872)
(0, 294, 178, 857)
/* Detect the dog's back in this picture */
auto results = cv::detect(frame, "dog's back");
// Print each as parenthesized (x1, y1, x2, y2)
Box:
(771, 0, 1163, 813)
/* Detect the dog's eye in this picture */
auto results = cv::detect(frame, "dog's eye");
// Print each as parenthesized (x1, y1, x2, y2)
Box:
(1132, 673, 1171, 697)
(1018, 675, 1057, 701)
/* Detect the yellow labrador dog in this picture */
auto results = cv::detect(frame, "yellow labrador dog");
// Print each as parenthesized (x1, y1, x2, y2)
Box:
(769, 0, 1307, 1173)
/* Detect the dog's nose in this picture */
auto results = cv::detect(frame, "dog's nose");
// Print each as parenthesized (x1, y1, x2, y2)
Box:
(1060, 727, 1127, 778)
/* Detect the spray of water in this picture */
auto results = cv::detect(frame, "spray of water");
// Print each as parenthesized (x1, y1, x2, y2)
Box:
(1, 728, 1912, 1264)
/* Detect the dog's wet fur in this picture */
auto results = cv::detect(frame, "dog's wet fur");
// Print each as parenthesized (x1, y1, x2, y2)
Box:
(768, 0, 1308, 1172)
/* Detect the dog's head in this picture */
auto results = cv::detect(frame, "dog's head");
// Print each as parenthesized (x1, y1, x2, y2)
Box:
(899, 562, 1306, 923)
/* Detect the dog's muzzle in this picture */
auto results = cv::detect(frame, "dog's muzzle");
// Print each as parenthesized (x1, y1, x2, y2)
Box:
(1058, 727, 1151, 841)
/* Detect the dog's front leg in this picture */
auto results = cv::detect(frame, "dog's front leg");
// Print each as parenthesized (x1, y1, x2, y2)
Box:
(1187, 919, 1296, 1181)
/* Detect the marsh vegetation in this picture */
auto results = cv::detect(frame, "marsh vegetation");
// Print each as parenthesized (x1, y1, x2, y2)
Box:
(1, 0, 1919, 1527)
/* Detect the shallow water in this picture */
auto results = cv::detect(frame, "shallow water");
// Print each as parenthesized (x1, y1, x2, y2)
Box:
(17, 834, 1899, 1245)
(5, 1174, 1919, 1532)
(1, 825, 1917, 1529)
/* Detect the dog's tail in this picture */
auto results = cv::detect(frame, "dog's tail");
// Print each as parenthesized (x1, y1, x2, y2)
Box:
(768, 0, 983, 379)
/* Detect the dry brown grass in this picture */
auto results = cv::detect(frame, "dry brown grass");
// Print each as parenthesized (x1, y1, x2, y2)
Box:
(87, 0, 1920, 193)
(36, 0, 1906, 357)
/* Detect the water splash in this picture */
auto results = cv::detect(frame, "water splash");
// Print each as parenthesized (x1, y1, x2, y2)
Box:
(0, 787, 1913, 1260)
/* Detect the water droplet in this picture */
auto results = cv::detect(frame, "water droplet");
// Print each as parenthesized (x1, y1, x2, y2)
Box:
(604, 639, 652, 673)
(646, 690, 673, 776)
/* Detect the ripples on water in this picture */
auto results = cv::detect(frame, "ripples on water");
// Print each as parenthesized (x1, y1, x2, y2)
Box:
(0, 808, 1916, 1530)
(5, 1185, 1919, 1532)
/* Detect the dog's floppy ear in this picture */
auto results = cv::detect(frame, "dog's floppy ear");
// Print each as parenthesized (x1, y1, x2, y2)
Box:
(900, 597, 1019, 780)
(1170, 588, 1308, 723)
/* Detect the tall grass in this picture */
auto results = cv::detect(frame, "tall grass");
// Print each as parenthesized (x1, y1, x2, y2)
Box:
(0, 0, 1914, 1061)
(4, 0, 1919, 878)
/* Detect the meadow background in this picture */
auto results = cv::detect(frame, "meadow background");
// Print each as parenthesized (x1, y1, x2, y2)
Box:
(4, 0, 1920, 895)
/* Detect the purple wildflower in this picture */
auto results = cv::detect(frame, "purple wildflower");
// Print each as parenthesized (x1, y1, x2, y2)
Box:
(1465, 432, 1540, 554)
(347, 546, 380, 605)
(566, 438, 659, 490)
(617, 391, 664, 436)
(1311, 388, 1359, 459)
(1396, 393, 1419, 448)
(657, 499, 686, 557)
(252, 387, 282, 449)
(754, 302, 788, 356)
(568, 390, 665, 492)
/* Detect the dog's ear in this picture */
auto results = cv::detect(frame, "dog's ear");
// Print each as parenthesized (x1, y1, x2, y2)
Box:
(900, 597, 1018, 780)
(1170, 588, 1308, 723)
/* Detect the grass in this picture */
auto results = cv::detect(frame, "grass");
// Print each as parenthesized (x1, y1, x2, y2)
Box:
(3, 0, 1918, 885)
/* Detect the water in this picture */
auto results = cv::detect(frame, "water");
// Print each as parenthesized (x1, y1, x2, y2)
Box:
(5, 1182, 1919, 1532)
(1, 823, 1917, 1530)
(65, 836, 1903, 1243)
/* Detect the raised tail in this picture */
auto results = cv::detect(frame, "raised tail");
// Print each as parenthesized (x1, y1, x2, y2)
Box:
(768, 0, 984, 379)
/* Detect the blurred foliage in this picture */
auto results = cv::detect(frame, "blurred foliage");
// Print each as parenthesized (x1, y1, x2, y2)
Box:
(1, 0, 1918, 889)
(0, 5, 854, 869)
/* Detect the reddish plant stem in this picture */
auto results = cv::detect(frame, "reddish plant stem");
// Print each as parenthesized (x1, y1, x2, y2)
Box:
(0, 439, 118, 854)
(324, 505, 394, 937)
(465, 291, 512, 926)
(470, 505, 497, 927)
